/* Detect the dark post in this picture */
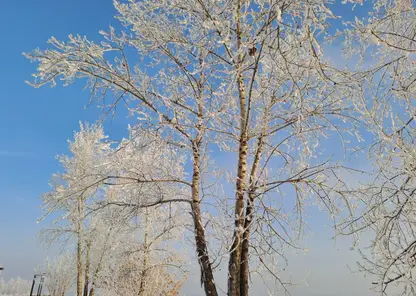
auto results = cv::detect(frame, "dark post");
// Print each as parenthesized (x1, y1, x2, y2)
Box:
(38, 273, 45, 296)
(29, 273, 47, 296)
(29, 274, 36, 296)
(36, 275, 42, 296)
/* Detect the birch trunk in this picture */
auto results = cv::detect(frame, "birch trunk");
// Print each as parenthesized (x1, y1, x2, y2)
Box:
(228, 1, 249, 293)
(88, 224, 114, 296)
(191, 139, 218, 296)
(228, 1, 249, 291)
(83, 239, 92, 296)
(138, 210, 150, 295)
(228, 128, 248, 296)
(240, 135, 264, 296)
(76, 197, 84, 296)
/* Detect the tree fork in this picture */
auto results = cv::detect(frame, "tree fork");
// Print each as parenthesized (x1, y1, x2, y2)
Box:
(240, 134, 265, 296)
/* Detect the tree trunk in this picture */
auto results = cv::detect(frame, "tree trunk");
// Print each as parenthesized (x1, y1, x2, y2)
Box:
(228, 131, 248, 296)
(89, 225, 114, 296)
(138, 210, 150, 295)
(238, 87, 270, 295)
(83, 239, 92, 296)
(240, 156, 262, 296)
(239, 136, 263, 296)
(239, 192, 254, 296)
(228, 1, 248, 292)
(191, 141, 218, 296)
(77, 197, 84, 296)
(88, 286, 95, 296)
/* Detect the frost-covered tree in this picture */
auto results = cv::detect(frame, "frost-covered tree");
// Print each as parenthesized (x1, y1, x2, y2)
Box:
(26, 1, 360, 295)
(338, 0, 416, 294)
(40, 123, 113, 296)
(0, 277, 31, 296)
(39, 254, 75, 296)
(83, 199, 186, 296)
(40, 123, 187, 296)
(98, 207, 187, 296)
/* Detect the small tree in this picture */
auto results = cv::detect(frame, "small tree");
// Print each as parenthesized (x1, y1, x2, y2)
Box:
(40, 123, 113, 296)
(40, 254, 75, 296)
(0, 277, 31, 296)
(40, 123, 187, 296)
(98, 208, 187, 296)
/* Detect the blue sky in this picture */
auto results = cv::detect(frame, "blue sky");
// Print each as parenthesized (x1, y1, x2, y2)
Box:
(0, 1, 379, 295)
(0, 0, 124, 280)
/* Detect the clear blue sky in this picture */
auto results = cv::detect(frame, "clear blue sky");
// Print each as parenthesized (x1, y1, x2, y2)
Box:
(0, 1, 378, 295)
(0, 0, 126, 280)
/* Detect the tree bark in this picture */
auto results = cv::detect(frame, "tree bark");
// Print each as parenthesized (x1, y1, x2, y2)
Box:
(239, 135, 264, 296)
(228, 1, 248, 293)
(83, 239, 92, 296)
(188, 68, 218, 296)
(239, 192, 253, 296)
(138, 210, 150, 295)
(89, 224, 114, 296)
(228, 130, 248, 296)
(88, 287, 95, 296)
(191, 141, 218, 296)
(77, 197, 84, 296)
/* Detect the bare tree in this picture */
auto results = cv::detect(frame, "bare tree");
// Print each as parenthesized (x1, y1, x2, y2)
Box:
(98, 207, 187, 296)
(0, 277, 31, 296)
(338, 0, 416, 294)
(26, 1, 359, 295)
(39, 123, 188, 296)
(39, 254, 75, 296)
(39, 123, 113, 296)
